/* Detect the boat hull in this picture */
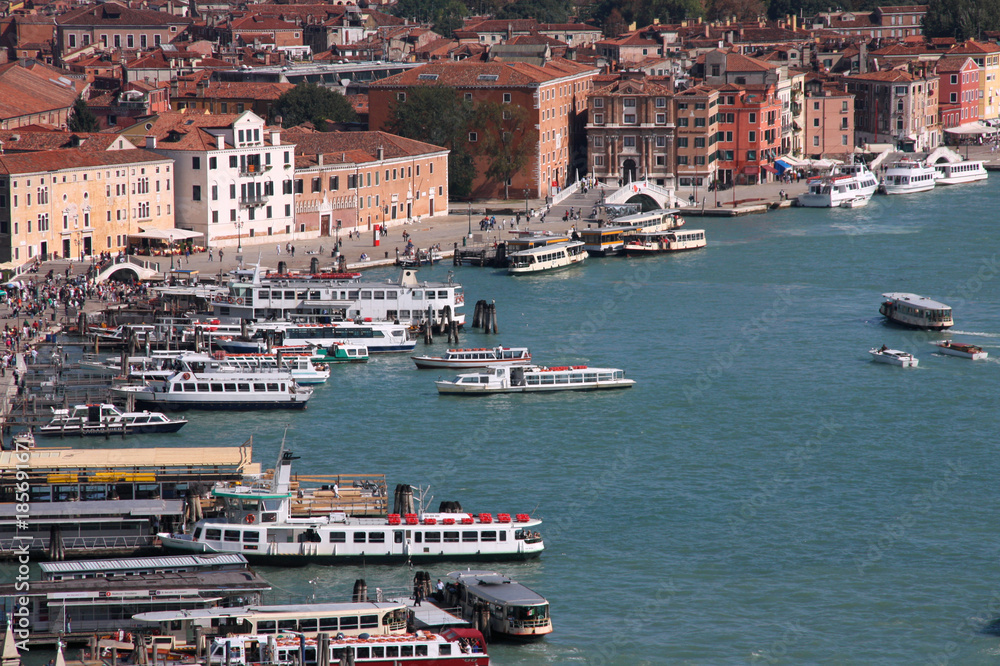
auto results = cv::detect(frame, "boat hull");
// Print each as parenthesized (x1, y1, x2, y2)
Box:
(869, 350, 918, 367)
(134, 399, 309, 411)
(436, 381, 635, 395)
(413, 358, 531, 369)
(933, 343, 987, 360)
(36, 421, 187, 436)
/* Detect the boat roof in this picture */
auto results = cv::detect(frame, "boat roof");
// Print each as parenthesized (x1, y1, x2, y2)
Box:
(133, 601, 406, 622)
(446, 570, 547, 606)
(0, 570, 271, 598)
(613, 208, 679, 223)
(508, 240, 584, 256)
(0, 446, 258, 473)
(40, 554, 248, 576)
(882, 293, 951, 309)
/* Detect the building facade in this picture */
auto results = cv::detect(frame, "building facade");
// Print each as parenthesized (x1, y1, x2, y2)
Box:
(844, 69, 940, 151)
(803, 86, 855, 158)
(936, 56, 980, 130)
(714, 83, 783, 185)
(55, 2, 192, 60)
(672, 84, 719, 189)
(945, 41, 999, 121)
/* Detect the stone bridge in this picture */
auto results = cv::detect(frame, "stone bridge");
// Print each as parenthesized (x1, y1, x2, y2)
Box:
(602, 179, 689, 210)
(94, 256, 163, 283)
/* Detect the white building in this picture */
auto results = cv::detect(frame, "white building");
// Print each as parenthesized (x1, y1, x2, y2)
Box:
(129, 111, 296, 249)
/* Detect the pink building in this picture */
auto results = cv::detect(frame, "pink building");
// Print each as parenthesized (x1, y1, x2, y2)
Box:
(935, 56, 980, 129)
(804, 85, 855, 159)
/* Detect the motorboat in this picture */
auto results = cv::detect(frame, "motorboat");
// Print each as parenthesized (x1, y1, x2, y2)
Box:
(443, 570, 551, 640)
(797, 175, 875, 208)
(932, 160, 988, 185)
(932, 340, 988, 360)
(619, 229, 706, 255)
(882, 160, 937, 194)
(211, 351, 331, 385)
(869, 347, 919, 367)
(507, 241, 587, 274)
(412, 346, 531, 369)
(839, 196, 869, 208)
(879, 293, 954, 330)
(36, 404, 188, 436)
(435, 365, 635, 394)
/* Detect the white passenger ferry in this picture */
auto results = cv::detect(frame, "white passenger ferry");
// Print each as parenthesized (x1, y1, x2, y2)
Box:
(212, 267, 466, 328)
(111, 352, 313, 410)
(620, 229, 706, 255)
(251, 321, 415, 353)
(879, 293, 954, 330)
(507, 241, 587, 274)
(212, 351, 331, 385)
(412, 346, 531, 370)
(834, 162, 880, 196)
(37, 403, 187, 437)
(882, 160, 937, 194)
(159, 450, 544, 564)
(579, 209, 685, 256)
(435, 365, 635, 394)
(444, 570, 551, 640)
(797, 175, 874, 208)
(932, 160, 988, 185)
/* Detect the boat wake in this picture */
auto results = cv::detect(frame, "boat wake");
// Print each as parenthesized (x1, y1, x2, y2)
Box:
(947, 330, 1000, 338)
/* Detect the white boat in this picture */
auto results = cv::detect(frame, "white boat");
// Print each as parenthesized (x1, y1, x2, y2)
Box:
(932, 160, 988, 185)
(207, 628, 489, 666)
(798, 175, 875, 208)
(211, 351, 331, 385)
(578, 209, 685, 256)
(252, 321, 415, 353)
(882, 160, 937, 194)
(111, 352, 313, 410)
(620, 229, 706, 255)
(412, 346, 531, 370)
(834, 162, 880, 196)
(839, 197, 869, 208)
(444, 570, 551, 640)
(879, 293, 954, 330)
(159, 449, 544, 564)
(36, 403, 187, 436)
(932, 340, 987, 360)
(869, 347, 918, 367)
(10, 430, 34, 449)
(435, 365, 635, 394)
(507, 241, 587, 274)
(89, 324, 163, 346)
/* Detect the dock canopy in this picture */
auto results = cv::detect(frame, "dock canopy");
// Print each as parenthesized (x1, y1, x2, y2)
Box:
(134, 228, 203, 241)
(945, 121, 995, 135)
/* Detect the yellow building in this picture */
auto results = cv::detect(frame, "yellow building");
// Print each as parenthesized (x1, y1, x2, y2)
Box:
(0, 147, 175, 265)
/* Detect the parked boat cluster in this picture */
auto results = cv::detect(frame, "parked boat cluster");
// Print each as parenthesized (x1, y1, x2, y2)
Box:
(871, 292, 987, 368)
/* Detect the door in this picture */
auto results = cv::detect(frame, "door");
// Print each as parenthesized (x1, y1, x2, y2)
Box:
(40, 241, 47, 261)
(429, 198, 434, 216)
(83, 236, 92, 258)
(391, 204, 397, 220)
(62, 239, 71, 259)
(406, 202, 412, 220)
(622, 159, 637, 184)
(320, 215, 330, 237)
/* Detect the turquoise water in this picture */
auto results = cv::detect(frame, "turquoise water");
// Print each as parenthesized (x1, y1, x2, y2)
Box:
(12, 179, 1000, 664)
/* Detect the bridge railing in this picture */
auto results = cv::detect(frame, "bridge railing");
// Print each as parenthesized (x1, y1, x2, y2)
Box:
(550, 179, 583, 206)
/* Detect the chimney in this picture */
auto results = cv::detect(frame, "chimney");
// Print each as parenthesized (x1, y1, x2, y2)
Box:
(377, 146, 384, 161)
(705, 23, 710, 38)
(145, 135, 156, 149)
(217, 135, 225, 149)
(271, 130, 281, 146)
(318, 153, 324, 166)
(792, 14, 797, 31)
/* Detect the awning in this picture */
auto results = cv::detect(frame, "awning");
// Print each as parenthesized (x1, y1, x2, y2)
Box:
(132, 228, 203, 241)
(945, 121, 996, 135)
(762, 165, 778, 174)
(774, 160, 791, 174)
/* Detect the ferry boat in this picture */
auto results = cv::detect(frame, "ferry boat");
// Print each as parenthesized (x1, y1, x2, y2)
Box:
(505, 232, 571, 254)
(879, 293, 954, 330)
(208, 628, 488, 666)
(932, 160, 988, 185)
(159, 450, 544, 564)
(134, 602, 410, 643)
(579, 209, 684, 256)
(412, 346, 531, 370)
(443, 570, 551, 640)
(882, 160, 937, 194)
(932, 340, 987, 360)
(276, 343, 370, 363)
(507, 241, 587, 274)
(834, 162, 880, 196)
(212, 351, 331, 385)
(111, 352, 313, 410)
(869, 346, 918, 367)
(252, 321, 415, 353)
(620, 229, 706, 255)
(89, 324, 163, 347)
(36, 404, 188, 437)
(212, 267, 466, 329)
(435, 365, 635, 395)
(797, 175, 875, 208)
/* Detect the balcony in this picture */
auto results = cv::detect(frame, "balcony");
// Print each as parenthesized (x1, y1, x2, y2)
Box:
(239, 164, 271, 177)
(239, 195, 269, 208)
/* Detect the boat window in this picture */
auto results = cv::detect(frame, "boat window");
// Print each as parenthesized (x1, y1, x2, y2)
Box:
(330, 532, 346, 543)
(319, 618, 338, 631)
(499, 531, 506, 541)
(172, 383, 184, 392)
(340, 617, 359, 630)
(371, 647, 385, 658)
(298, 619, 318, 632)
(556, 374, 570, 384)
(254, 383, 266, 391)
(427, 291, 436, 300)
(356, 648, 370, 659)
(259, 291, 270, 299)
(425, 532, 440, 542)
(439, 645, 451, 656)
(413, 291, 422, 299)
(211, 383, 224, 392)
(205, 529, 222, 541)
(267, 383, 279, 391)
(368, 531, 385, 543)
(184, 383, 196, 391)
(443, 531, 459, 543)
(258, 620, 276, 634)
(238, 384, 250, 392)
(354, 532, 366, 543)
(399, 310, 410, 318)
(297, 291, 307, 299)
(598, 373, 613, 381)
(386, 646, 399, 658)
(280, 383, 287, 391)
(224, 530, 241, 542)
(193, 527, 202, 540)
(310, 291, 321, 299)
(278, 620, 297, 632)
(386, 291, 397, 299)
(462, 531, 478, 542)
(400, 646, 414, 657)
(374, 291, 384, 299)
(224, 383, 237, 392)
(541, 374, 555, 385)
(360, 615, 379, 629)
(243, 531, 259, 543)
(481, 530, 497, 541)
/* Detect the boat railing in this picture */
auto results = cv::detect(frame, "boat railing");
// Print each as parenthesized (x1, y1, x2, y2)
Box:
(0, 534, 157, 554)
(508, 617, 550, 629)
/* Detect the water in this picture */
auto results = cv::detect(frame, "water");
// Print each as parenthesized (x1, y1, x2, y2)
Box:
(12, 179, 1000, 664)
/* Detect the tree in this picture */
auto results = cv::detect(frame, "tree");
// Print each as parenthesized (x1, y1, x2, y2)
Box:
(706, 0, 763, 21)
(387, 86, 477, 198)
(472, 101, 537, 199)
(272, 83, 356, 129)
(924, 0, 1000, 39)
(391, 0, 468, 37)
(68, 96, 99, 133)
(495, 0, 571, 23)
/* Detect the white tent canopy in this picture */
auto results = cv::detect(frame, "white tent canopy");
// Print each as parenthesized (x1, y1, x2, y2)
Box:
(945, 121, 996, 135)
(132, 228, 203, 241)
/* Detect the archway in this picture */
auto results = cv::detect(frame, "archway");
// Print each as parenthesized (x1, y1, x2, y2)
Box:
(622, 159, 637, 184)
(623, 194, 661, 212)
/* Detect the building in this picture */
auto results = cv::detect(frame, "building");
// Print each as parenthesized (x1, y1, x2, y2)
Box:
(0, 147, 175, 266)
(0, 61, 89, 130)
(286, 128, 449, 237)
(55, 2, 192, 60)
(368, 58, 599, 198)
(946, 40, 1000, 121)
(218, 15, 304, 49)
(843, 68, 940, 151)
(816, 5, 928, 40)
(172, 73, 294, 118)
(803, 85, 855, 158)
(714, 83, 783, 186)
(672, 84, 720, 190)
(122, 111, 295, 249)
(935, 56, 980, 130)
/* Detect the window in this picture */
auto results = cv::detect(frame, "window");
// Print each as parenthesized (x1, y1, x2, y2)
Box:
(192, 156, 201, 170)
(192, 185, 201, 201)
(623, 136, 636, 147)
(594, 113, 604, 124)
(211, 185, 218, 201)
(678, 117, 689, 127)
(747, 150, 757, 160)
(695, 137, 705, 148)
(749, 131, 756, 142)
(209, 157, 217, 169)
(312, 178, 321, 193)
(623, 98, 636, 107)
(841, 134, 848, 146)
(951, 74, 958, 85)
(655, 136, 666, 147)
(814, 101, 820, 110)
(842, 101, 849, 112)
(624, 114, 636, 124)
(748, 112, 756, 123)
(594, 155, 604, 166)
(655, 113, 666, 124)
(655, 97, 666, 108)
(397, 92, 406, 102)
(813, 136, 820, 146)
(694, 117, 705, 127)
(469, 132, 477, 142)
(677, 137, 688, 148)
(503, 93, 511, 103)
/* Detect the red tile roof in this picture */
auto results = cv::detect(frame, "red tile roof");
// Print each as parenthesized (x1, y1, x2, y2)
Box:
(370, 57, 596, 89)
(229, 14, 299, 32)
(0, 130, 128, 152)
(286, 129, 446, 168)
(0, 147, 169, 174)
(56, 1, 191, 28)
(0, 62, 86, 121)
(175, 80, 294, 101)
(948, 39, 1000, 55)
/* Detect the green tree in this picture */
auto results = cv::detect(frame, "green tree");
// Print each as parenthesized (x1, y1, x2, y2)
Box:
(496, 0, 571, 23)
(272, 83, 356, 129)
(387, 85, 477, 198)
(472, 101, 536, 199)
(391, 0, 468, 37)
(923, 0, 1000, 39)
(68, 96, 99, 133)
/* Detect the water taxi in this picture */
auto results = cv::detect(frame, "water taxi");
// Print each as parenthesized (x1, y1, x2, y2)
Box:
(277, 343, 369, 363)
(211, 351, 330, 385)
(252, 322, 415, 353)
(158, 450, 543, 564)
(882, 160, 937, 194)
(879, 293, 954, 330)
(797, 175, 874, 208)
(208, 628, 488, 666)
(932, 159, 988, 185)
(435, 365, 635, 394)
(932, 340, 987, 360)
(412, 346, 531, 370)
(507, 241, 587, 274)
(620, 229, 706, 255)
(869, 346, 918, 367)
(37, 404, 187, 437)
(444, 570, 551, 640)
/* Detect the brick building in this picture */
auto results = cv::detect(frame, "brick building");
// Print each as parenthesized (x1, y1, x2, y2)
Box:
(54, 2, 192, 61)
(843, 68, 940, 151)
(714, 83, 782, 186)
(672, 84, 720, 189)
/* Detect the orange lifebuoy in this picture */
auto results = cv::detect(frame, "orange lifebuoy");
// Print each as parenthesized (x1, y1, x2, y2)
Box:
(235, 298, 244, 305)
(228, 296, 235, 304)
(182, 373, 191, 381)
(245, 514, 256, 524)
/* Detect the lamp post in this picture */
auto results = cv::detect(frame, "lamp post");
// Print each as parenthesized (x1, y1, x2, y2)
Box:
(524, 189, 529, 223)
(467, 202, 471, 237)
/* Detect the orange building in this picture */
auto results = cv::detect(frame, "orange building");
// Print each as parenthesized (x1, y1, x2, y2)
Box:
(714, 83, 782, 186)
(803, 85, 855, 158)
(368, 58, 599, 198)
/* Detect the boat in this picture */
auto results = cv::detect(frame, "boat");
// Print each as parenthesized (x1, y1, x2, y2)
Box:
(252, 321, 416, 353)
(443, 570, 551, 640)
(879, 293, 954, 330)
(869, 346, 919, 367)
(619, 229, 706, 255)
(834, 162, 880, 195)
(110, 352, 313, 410)
(158, 450, 544, 564)
(208, 628, 489, 666)
(36, 404, 188, 437)
(281, 343, 369, 364)
(797, 175, 875, 208)
(9, 430, 34, 449)
(932, 340, 988, 360)
(507, 241, 587, 274)
(211, 351, 331, 385)
(435, 365, 635, 395)
(396, 248, 444, 267)
(882, 160, 937, 194)
(839, 197, 868, 208)
(932, 160, 988, 185)
(89, 324, 164, 347)
(412, 346, 531, 370)
(578, 209, 685, 256)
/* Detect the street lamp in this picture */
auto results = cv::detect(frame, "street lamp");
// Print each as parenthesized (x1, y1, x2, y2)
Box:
(467, 202, 471, 237)
(524, 189, 529, 222)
